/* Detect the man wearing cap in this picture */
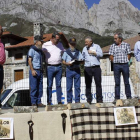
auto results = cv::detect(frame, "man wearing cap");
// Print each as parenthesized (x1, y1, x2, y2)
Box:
(134, 33, 140, 77)
(0, 26, 6, 104)
(82, 36, 103, 104)
(109, 33, 131, 101)
(62, 38, 83, 103)
(28, 35, 45, 107)
(42, 32, 64, 105)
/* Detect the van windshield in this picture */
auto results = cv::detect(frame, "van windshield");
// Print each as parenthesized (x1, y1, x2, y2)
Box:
(1, 89, 12, 102)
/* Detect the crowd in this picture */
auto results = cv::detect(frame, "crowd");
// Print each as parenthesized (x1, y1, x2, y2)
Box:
(0, 25, 140, 107)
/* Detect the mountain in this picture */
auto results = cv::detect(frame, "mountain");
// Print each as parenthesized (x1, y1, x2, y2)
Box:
(0, 0, 140, 39)
(0, 14, 114, 51)
(89, 0, 140, 38)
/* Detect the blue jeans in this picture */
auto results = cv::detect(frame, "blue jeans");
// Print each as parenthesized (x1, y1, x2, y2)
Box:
(46, 65, 62, 103)
(66, 68, 80, 103)
(0, 65, 3, 90)
(113, 63, 131, 99)
(29, 70, 43, 104)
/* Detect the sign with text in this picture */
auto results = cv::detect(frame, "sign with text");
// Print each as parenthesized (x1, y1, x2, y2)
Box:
(0, 118, 13, 139)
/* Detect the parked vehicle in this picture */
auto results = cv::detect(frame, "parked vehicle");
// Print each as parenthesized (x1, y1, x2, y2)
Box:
(1, 76, 135, 108)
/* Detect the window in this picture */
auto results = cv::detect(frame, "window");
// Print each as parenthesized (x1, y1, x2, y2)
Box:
(15, 53, 23, 60)
(4, 90, 31, 107)
(14, 70, 23, 82)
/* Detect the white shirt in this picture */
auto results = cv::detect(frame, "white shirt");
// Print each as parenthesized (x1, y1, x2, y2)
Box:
(42, 41, 64, 64)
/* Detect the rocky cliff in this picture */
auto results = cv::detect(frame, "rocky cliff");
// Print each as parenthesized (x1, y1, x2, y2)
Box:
(0, 0, 140, 38)
(0, 0, 89, 29)
(89, 0, 140, 38)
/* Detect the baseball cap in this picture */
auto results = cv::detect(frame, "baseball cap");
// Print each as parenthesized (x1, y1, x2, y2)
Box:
(69, 37, 76, 44)
(34, 35, 44, 43)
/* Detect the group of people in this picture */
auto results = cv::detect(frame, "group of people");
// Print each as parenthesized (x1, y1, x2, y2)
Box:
(0, 25, 140, 107)
(28, 32, 105, 106)
(28, 31, 138, 107)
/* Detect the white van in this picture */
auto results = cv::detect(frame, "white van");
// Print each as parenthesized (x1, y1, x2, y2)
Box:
(1, 76, 135, 107)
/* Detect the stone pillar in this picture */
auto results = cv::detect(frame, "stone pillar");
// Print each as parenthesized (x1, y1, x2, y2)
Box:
(33, 23, 43, 43)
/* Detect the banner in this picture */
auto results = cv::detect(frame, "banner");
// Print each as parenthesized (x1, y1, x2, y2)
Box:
(0, 118, 13, 139)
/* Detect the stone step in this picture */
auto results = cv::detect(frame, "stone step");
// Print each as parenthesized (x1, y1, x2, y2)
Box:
(14, 106, 38, 113)
(67, 103, 90, 110)
(45, 104, 67, 111)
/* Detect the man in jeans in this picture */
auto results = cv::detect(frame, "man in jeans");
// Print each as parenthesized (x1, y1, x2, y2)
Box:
(28, 35, 45, 107)
(82, 36, 103, 104)
(0, 26, 6, 107)
(42, 32, 64, 105)
(62, 37, 83, 103)
(134, 32, 140, 78)
(109, 33, 132, 101)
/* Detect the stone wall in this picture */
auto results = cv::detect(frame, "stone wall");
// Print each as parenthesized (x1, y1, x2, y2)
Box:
(129, 57, 140, 96)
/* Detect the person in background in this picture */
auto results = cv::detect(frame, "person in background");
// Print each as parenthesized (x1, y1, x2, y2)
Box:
(28, 35, 45, 107)
(109, 33, 132, 102)
(134, 32, 140, 77)
(0, 25, 6, 107)
(42, 32, 64, 105)
(62, 37, 83, 103)
(82, 36, 103, 104)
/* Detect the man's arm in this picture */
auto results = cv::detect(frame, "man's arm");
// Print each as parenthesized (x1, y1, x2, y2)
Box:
(127, 43, 131, 61)
(109, 55, 114, 62)
(128, 54, 131, 61)
(28, 57, 37, 76)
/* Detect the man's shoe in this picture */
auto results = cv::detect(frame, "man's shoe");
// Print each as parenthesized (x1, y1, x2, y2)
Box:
(58, 102, 62, 104)
(87, 101, 91, 104)
(67, 102, 72, 104)
(112, 99, 118, 104)
(32, 104, 37, 106)
(38, 103, 46, 107)
(97, 100, 103, 103)
(47, 102, 51, 105)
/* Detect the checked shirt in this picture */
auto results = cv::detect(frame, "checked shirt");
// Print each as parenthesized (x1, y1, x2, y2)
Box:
(109, 42, 131, 63)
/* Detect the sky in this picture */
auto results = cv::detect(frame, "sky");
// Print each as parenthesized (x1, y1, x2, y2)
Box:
(85, 0, 140, 10)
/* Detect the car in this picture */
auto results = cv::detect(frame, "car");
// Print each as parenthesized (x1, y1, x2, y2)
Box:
(1, 76, 135, 108)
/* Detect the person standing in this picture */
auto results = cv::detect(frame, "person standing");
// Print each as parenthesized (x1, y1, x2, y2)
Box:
(42, 32, 64, 105)
(62, 37, 83, 103)
(28, 35, 45, 107)
(82, 36, 103, 104)
(134, 32, 140, 77)
(0, 25, 6, 106)
(109, 33, 132, 101)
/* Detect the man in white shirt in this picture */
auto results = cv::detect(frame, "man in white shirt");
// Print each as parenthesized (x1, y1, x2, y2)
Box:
(42, 32, 64, 105)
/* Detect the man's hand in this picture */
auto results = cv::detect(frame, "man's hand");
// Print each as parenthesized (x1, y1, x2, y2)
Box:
(66, 61, 73, 66)
(109, 55, 114, 62)
(31, 70, 37, 76)
(88, 50, 97, 56)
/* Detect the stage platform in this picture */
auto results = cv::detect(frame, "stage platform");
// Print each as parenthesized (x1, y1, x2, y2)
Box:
(0, 106, 140, 140)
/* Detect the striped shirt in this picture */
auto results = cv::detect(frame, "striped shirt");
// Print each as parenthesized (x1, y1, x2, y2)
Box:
(109, 42, 131, 63)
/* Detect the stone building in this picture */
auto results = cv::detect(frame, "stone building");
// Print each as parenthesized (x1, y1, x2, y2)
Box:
(2, 24, 68, 89)
(101, 35, 140, 96)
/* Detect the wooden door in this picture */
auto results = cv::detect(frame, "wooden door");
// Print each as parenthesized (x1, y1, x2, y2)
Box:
(14, 70, 23, 82)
